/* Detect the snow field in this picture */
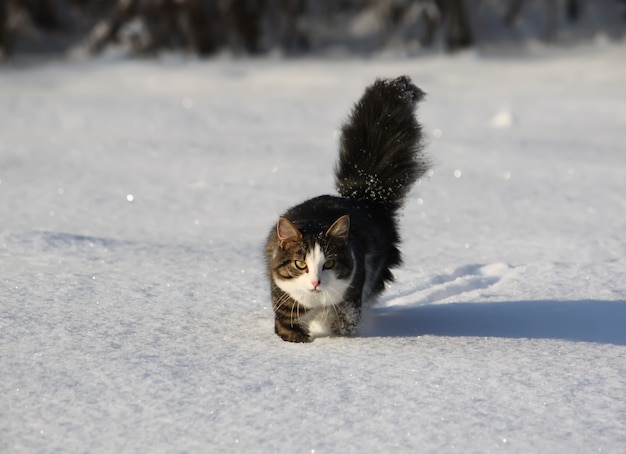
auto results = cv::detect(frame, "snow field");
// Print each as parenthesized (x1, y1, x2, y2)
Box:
(1, 44, 626, 452)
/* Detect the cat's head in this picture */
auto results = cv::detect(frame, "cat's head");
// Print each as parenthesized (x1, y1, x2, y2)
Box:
(269, 215, 354, 309)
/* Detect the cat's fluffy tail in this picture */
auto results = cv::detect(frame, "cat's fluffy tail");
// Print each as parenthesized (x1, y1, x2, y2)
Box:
(335, 76, 428, 213)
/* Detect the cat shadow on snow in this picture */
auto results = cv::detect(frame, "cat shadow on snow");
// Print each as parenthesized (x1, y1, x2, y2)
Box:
(361, 299, 626, 346)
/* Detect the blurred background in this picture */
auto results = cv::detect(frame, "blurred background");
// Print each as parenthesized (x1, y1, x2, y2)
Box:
(1, 0, 625, 61)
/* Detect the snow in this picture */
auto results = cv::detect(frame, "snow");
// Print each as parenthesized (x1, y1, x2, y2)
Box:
(2, 44, 626, 452)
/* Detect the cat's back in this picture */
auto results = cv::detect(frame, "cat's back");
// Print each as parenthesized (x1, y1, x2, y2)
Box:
(281, 195, 367, 233)
(275, 194, 396, 251)
(264, 195, 350, 259)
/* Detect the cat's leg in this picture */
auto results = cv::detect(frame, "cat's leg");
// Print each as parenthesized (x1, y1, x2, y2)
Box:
(272, 288, 312, 342)
(331, 266, 365, 336)
(274, 317, 311, 343)
(331, 302, 361, 336)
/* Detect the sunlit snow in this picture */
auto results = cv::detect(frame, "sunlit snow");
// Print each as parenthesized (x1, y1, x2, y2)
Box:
(1, 44, 626, 452)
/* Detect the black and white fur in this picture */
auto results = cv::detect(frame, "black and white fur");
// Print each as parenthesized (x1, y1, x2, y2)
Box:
(265, 76, 429, 342)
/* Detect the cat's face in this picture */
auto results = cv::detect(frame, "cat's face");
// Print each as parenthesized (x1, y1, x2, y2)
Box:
(270, 216, 354, 309)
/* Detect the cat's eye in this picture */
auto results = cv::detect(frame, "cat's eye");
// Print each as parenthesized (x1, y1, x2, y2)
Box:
(323, 259, 335, 270)
(294, 260, 307, 270)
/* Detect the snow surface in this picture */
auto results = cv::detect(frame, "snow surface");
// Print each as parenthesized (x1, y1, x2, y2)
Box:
(2, 44, 626, 452)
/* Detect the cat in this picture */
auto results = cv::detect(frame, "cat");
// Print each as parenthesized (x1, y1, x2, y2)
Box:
(265, 76, 429, 342)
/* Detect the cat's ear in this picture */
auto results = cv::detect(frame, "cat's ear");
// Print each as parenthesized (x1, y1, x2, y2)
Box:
(277, 217, 302, 247)
(326, 215, 350, 242)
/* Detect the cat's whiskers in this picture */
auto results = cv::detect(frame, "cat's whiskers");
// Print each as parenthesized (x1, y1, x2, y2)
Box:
(273, 292, 302, 328)
(290, 298, 299, 328)
(325, 285, 343, 301)
(328, 295, 341, 325)
(320, 290, 332, 326)
(273, 291, 291, 312)
(322, 287, 342, 325)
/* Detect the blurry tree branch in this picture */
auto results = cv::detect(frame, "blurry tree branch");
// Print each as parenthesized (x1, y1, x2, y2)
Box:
(1, 0, 624, 61)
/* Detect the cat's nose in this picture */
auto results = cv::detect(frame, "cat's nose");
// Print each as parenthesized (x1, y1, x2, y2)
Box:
(311, 279, 321, 289)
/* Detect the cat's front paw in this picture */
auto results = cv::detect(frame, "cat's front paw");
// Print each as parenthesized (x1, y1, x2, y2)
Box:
(275, 320, 312, 343)
(279, 330, 312, 343)
(331, 304, 360, 336)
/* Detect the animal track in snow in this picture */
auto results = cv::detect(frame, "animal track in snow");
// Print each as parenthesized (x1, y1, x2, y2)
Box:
(383, 263, 517, 307)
